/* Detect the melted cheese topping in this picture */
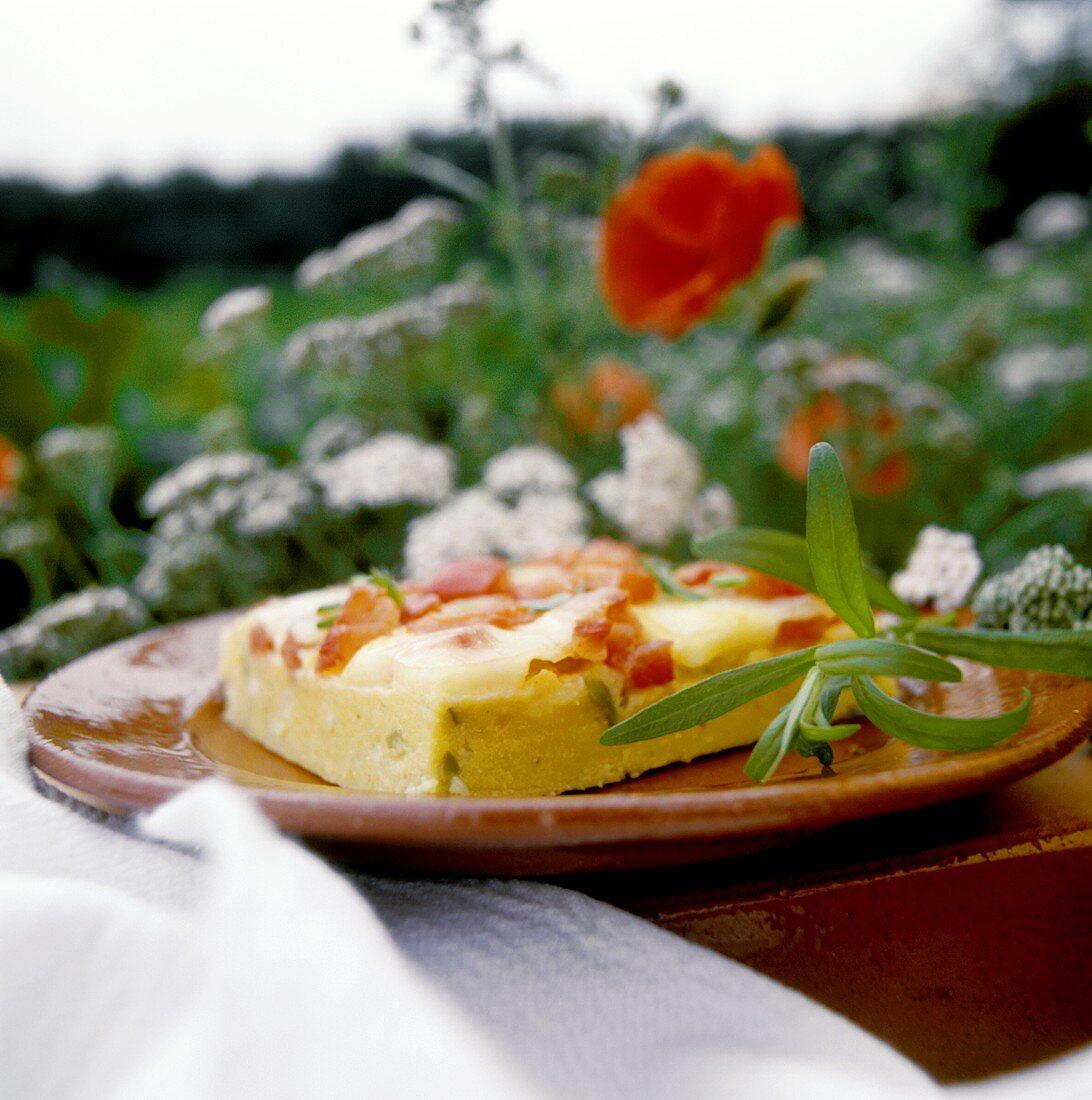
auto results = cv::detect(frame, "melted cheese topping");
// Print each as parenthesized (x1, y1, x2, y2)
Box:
(235, 585, 831, 697)
(632, 594, 828, 668)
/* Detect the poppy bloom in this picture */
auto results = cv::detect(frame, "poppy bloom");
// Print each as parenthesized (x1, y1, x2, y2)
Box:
(599, 145, 802, 339)
(551, 358, 659, 435)
(0, 436, 20, 500)
(777, 392, 912, 499)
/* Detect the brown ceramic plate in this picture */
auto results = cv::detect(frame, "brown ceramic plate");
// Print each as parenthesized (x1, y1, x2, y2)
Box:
(24, 613, 1092, 875)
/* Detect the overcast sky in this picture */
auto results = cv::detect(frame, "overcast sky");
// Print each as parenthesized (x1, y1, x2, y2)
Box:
(2, 0, 1060, 185)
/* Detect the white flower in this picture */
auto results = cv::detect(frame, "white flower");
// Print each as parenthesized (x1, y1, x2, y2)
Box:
(200, 286, 271, 337)
(283, 279, 490, 375)
(992, 345, 1091, 400)
(504, 491, 588, 561)
(814, 356, 897, 392)
(482, 446, 577, 497)
(688, 483, 739, 538)
(891, 526, 983, 613)
(232, 471, 317, 537)
(311, 433, 455, 511)
(295, 198, 462, 291)
(1023, 274, 1079, 311)
(756, 338, 831, 375)
(984, 239, 1033, 278)
(141, 452, 272, 517)
(843, 239, 929, 301)
(402, 488, 512, 577)
(585, 414, 703, 547)
(1017, 193, 1089, 245)
(1018, 451, 1092, 499)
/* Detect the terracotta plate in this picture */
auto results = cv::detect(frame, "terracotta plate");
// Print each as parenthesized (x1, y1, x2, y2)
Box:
(24, 614, 1092, 875)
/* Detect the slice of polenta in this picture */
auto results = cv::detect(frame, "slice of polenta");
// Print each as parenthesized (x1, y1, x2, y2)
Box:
(219, 545, 861, 796)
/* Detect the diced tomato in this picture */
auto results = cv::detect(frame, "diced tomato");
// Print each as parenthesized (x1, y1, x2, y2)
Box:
(774, 614, 837, 648)
(423, 556, 510, 600)
(316, 585, 400, 674)
(735, 570, 808, 600)
(622, 640, 675, 688)
(281, 632, 303, 671)
(400, 591, 442, 621)
(249, 624, 275, 654)
(674, 561, 723, 586)
(405, 595, 535, 634)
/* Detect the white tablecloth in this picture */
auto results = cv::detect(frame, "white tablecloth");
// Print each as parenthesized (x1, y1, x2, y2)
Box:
(2, 678, 1089, 1099)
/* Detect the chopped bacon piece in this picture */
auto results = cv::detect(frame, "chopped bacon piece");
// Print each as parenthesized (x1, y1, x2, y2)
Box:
(316, 585, 401, 674)
(572, 562, 658, 603)
(508, 562, 574, 600)
(281, 632, 304, 671)
(604, 620, 640, 668)
(423, 556, 510, 601)
(673, 561, 745, 588)
(623, 639, 675, 688)
(400, 591, 442, 621)
(405, 595, 535, 634)
(249, 624, 275, 655)
(774, 614, 837, 648)
(577, 537, 643, 569)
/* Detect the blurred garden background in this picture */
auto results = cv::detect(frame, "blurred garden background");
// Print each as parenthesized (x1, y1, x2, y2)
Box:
(0, 0, 1089, 677)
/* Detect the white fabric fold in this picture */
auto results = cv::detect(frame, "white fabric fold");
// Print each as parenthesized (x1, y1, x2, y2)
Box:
(1, 678, 1088, 1099)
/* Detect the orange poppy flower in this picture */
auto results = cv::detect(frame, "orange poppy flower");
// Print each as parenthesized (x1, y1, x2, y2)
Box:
(599, 145, 802, 339)
(551, 358, 659, 435)
(777, 393, 912, 499)
(0, 436, 20, 500)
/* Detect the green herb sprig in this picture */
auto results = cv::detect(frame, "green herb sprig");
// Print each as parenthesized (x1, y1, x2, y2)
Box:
(602, 442, 1092, 781)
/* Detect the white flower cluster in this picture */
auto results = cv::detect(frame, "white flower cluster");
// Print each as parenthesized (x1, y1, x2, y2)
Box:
(842, 239, 930, 301)
(992, 345, 1091, 400)
(295, 198, 462, 291)
(282, 279, 491, 375)
(199, 286, 271, 337)
(311, 433, 455, 511)
(585, 414, 727, 547)
(983, 239, 1033, 278)
(1018, 451, 1092, 499)
(1017, 193, 1089, 245)
(482, 445, 577, 497)
(403, 487, 588, 578)
(891, 525, 983, 613)
(141, 451, 273, 517)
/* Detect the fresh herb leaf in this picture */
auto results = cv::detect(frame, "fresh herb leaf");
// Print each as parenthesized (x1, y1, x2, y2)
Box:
(745, 666, 823, 781)
(693, 528, 916, 618)
(600, 647, 818, 745)
(316, 603, 344, 614)
(800, 717, 861, 742)
(368, 567, 404, 608)
(851, 675, 1032, 751)
(806, 443, 875, 638)
(819, 674, 850, 721)
(912, 624, 1092, 679)
(742, 705, 792, 783)
(816, 638, 963, 682)
(316, 616, 338, 630)
(584, 678, 618, 725)
(643, 556, 705, 601)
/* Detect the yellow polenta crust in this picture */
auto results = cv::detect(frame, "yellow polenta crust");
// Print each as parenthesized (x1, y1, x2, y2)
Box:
(220, 585, 856, 796)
